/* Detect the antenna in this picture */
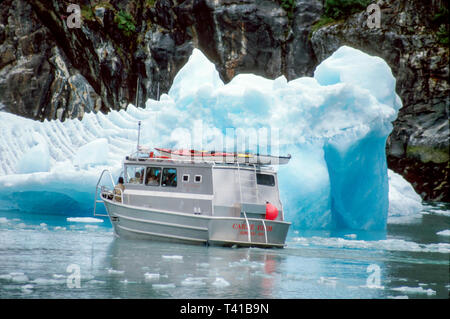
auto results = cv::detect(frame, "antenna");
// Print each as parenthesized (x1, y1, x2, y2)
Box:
(137, 121, 141, 154)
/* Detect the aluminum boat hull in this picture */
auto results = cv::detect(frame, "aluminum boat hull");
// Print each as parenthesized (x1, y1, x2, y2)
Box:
(103, 199, 290, 248)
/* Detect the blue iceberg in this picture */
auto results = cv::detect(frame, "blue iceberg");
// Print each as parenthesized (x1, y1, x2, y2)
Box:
(0, 46, 410, 231)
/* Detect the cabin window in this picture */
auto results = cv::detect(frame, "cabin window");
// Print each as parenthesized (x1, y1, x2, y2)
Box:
(162, 168, 177, 187)
(194, 175, 202, 183)
(182, 174, 189, 182)
(256, 173, 275, 186)
(145, 167, 161, 186)
(127, 166, 145, 184)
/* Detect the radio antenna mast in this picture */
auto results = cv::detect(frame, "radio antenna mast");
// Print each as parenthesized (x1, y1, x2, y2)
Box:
(137, 121, 141, 154)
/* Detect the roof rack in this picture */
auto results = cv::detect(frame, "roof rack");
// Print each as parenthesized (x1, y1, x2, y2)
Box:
(126, 148, 291, 166)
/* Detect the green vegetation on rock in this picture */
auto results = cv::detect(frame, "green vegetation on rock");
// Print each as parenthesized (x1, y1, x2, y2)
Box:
(406, 145, 449, 164)
(312, 0, 371, 33)
(432, 6, 449, 46)
(277, 0, 295, 21)
(323, 0, 372, 20)
(114, 10, 136, 37)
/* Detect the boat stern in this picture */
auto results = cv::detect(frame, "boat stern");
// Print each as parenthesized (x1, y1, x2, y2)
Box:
(207, 218, 290, 248)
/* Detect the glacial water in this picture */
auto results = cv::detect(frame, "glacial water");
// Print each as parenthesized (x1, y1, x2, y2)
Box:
(0, 203, 448, 299)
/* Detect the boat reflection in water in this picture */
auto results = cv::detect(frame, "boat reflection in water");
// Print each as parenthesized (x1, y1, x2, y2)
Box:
(102, 238, 282, 298)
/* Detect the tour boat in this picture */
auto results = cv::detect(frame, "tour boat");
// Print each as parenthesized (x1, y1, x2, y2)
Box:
(94, 148, 291, 248)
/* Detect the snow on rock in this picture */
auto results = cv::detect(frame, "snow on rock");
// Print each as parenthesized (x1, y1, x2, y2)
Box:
(0, 46, 406, 231)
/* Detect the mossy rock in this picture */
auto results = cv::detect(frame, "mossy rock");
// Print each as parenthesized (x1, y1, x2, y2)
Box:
(406, 145, 449, 164)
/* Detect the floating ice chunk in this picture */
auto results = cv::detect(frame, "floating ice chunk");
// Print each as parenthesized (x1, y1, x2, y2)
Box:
(21, 284, 34, 293)
(0, 274, 13, 280)
(162, 255, 183, 261)
(10, 272, 29, 283)
(88, 279, 107, 285)
(229, 259, 265, 269)
(425, 209, 450, 217)
(152, 283, 176, 289)
(388, 170, 423, 222)
(66, 217, 104, 223)
(0, 217, 8, 223)
(32, 277, 65, 285)
(107, 269, 125, 275)
(436, 229, 450, 236)
(291, 236, 450, 253)
(181, 277, 207, 287)
(391, 286, 436, 296)
(144, 273, 160, 281)
(318, 276, 338, 287)
(212, 277, 230, 288)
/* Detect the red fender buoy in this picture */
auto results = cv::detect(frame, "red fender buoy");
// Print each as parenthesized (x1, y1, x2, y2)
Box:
(265, 202, 278, 220)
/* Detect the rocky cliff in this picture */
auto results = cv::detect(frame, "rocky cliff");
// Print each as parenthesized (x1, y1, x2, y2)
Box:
(0, 0, 448, 201)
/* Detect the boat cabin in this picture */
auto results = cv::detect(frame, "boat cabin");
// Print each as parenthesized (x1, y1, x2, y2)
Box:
(119, 156, 284, 221)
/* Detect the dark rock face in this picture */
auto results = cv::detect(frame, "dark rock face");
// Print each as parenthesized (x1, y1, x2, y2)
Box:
(191, 0, 322, 81)
(0, 0, 448, 201)
(0, 0, 323, 118)
(0, 0, 102, 120)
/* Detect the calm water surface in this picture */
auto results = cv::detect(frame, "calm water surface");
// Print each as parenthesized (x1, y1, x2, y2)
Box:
(0, 203, 449, 299)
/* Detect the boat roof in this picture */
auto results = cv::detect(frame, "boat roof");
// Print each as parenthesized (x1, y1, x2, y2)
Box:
(123, 155, 276, 170)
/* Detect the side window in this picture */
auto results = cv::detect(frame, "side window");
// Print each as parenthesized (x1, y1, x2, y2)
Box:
(162, 168, 177, 187)
(127, 166, 145, 184)
(145, 167, 161, 186)
(256, 173, 275, 186)
(182, 174, 189, 182)
(194, 175, 202, 183)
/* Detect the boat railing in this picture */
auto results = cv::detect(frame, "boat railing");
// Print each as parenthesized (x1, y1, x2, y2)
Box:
(93, 169, 116, 217)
